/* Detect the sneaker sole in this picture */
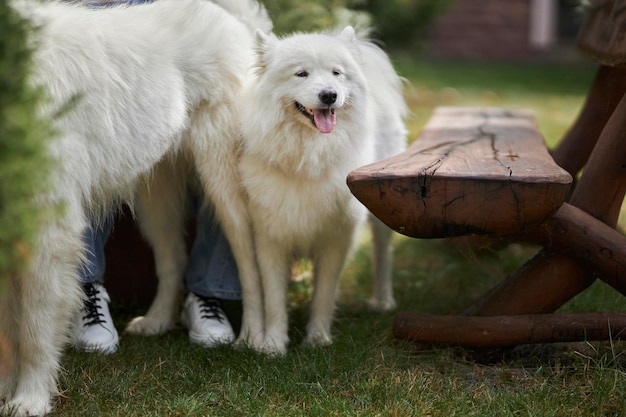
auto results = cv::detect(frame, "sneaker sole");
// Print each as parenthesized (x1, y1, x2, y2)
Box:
(74, 341, 118, 354)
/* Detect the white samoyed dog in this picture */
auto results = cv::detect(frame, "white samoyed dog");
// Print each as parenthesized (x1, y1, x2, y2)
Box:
(1, 0, 268, 415)
(238, 27, 408, 356)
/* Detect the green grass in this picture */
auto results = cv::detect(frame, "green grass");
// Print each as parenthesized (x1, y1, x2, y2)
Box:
(55, 59, 626, 416)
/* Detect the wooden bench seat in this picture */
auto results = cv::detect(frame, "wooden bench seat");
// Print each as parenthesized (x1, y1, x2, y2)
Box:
(347, 107, 573, 238)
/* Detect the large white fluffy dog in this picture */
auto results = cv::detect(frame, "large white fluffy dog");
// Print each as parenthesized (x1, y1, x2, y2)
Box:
(1, 1, 267, 415)
(238, 28, 408, 355)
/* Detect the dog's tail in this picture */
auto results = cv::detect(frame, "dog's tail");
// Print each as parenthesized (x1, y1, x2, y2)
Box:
(210, 0, 273, 34)
(345, 26, 409, 158)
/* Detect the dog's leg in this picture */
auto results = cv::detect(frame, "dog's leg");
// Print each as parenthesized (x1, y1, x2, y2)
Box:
(186, 102, 265, 352)
(5, 207, 85, 417)
(253, 235, 291, 356)
(126, 156, 187, 336)
(304, 230, 355, 348)
(368, 215, 397, 311)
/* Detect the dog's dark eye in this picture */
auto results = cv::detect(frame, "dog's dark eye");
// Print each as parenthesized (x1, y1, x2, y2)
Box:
(295, 70, 309, 78)
(333, 69, 342, 76)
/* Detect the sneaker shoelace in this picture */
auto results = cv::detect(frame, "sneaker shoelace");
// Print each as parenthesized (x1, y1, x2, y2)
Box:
(197, 296, 226, 324)
(82, 283, 106, 326)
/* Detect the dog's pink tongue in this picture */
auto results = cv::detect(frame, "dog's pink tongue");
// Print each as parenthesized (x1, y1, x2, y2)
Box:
(313, 109, 336, 134)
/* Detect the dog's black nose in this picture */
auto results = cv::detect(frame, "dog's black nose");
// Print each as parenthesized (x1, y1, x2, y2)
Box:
(319, 89, 337, 105)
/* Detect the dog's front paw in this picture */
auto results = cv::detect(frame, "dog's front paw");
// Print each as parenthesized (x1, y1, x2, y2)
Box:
(234, 331, 265, 353)
(262, 331, 289, 357)
(2, 394, 53, 417)
(367, 296, 397, 312)
(125, 316, 173, 336)
(303, 328, 333, 348)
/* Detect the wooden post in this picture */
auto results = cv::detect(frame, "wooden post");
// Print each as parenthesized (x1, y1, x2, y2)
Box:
(552, 66, 626, 177)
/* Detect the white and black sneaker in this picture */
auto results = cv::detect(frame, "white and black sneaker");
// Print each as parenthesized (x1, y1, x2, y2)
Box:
(181, 293, 235, 348)
(71, 283, 119, 354)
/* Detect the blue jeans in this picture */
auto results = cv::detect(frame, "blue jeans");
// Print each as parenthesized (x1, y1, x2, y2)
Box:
(80, 206, 241, 300)
(79, 219, 113, 284)
(184, 204, 241, 300)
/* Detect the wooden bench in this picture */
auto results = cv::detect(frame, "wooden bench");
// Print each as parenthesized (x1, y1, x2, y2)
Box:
(347, 0, 626, 348)
(349, 102, 626, 348)
(347, 107, 572, 238)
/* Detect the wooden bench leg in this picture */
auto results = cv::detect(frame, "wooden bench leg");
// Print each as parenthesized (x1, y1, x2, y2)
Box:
(552, 65, 626, 177)
(515, 203, 626, 295)
(464, 250, 591, 315)
(467, 89, 626, 316)
(394, 312, 626, 348)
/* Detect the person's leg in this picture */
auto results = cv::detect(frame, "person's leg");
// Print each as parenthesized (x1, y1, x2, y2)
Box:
(185, 210, 241, 300)
(182, 200, 241, 347)
(78, 219, 111, 284)
(72, 217, 119, 354)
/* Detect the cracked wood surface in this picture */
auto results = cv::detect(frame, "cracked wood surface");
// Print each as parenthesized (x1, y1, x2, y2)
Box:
(347, 107, 573, 238)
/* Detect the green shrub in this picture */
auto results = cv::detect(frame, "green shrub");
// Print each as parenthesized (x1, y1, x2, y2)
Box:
(352, 0, 452, 50)
(262, 0, 450, 50)
(0, 0, 54, 285)
(263, 0, 370, 34)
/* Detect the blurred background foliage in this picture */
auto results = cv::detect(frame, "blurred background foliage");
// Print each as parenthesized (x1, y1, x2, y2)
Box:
(262, 0, 451, 52)
(0, 1, 54, 286)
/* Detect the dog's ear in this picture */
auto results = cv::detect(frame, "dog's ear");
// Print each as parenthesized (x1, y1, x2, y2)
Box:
(254, 30, 275, 74)
(339, 26, 356, 43)
(255, 29, 276, 54)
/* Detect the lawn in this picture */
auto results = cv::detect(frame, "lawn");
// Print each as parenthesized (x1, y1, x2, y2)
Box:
(55, 59, 626, 416)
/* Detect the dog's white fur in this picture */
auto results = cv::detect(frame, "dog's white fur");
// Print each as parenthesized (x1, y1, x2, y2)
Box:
(122, 0, 271, 340)
(238, 28, 408, 355)
(1, 1, 266, 415)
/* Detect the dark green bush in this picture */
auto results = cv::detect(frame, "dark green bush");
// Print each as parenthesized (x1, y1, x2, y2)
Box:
(263, 0, 369, 34)
(0, 0, 54, 284)
(351, 0, 452, 50)
(262, 0, 450, 51)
